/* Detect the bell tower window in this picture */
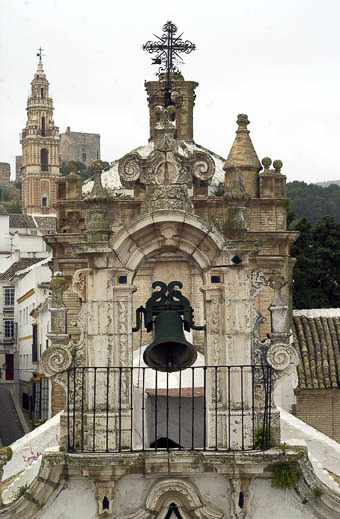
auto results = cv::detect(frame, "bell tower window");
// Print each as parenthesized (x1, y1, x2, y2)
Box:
(41, 88, 44, 97)
(42, 196, 48, 207)
(41, 116, 45, 136)
(41, 148, 48, 171)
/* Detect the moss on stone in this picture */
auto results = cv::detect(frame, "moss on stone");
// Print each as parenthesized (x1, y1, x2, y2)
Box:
(0, 446, 13, 461)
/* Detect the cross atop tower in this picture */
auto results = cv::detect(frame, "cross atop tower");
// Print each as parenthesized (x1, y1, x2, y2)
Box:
(143, 21, 196, 107)
(36, 46, 44, 62)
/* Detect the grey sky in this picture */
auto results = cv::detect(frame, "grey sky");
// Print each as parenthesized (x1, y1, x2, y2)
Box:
(1, 0, 340, 184)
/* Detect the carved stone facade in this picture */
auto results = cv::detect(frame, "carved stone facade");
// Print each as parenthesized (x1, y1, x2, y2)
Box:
(7, 69, 333, 518)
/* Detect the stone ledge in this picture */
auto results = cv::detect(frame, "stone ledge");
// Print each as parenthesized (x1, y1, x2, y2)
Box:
(1, 448, 340, 518)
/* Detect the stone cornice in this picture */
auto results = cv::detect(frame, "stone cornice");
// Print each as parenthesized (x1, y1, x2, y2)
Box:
(1, 449, 340, 519)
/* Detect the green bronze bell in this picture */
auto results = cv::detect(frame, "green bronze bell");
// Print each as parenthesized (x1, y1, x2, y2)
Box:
(143, 310, 197, 372)
(133, 281, 205, 372)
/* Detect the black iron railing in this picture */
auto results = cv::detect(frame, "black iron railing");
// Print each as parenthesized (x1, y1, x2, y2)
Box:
(66, 364, 272, 453)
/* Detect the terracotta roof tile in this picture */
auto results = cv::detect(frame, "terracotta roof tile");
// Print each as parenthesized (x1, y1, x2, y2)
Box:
(293, 313, 340, 389)
(34, 216, 56, 231)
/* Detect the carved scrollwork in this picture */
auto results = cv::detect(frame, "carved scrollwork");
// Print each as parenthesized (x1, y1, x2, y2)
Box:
(72, 268, 91, 301)
(179, 150, 215, 182)
(141, 185, 193, 214)
(191, 151, 215, 181)
(41, 344, 73, 377)
(249, 269, 268, 297)
(266, 343, 299, 371)
(118, 152, 143, 188)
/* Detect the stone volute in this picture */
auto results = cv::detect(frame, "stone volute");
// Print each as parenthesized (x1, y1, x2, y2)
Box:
(118, 105, 215, 214)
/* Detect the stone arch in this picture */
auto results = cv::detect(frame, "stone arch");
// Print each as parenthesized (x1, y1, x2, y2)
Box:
(124, 478, 223, 519)
(111, 210, 225, 282)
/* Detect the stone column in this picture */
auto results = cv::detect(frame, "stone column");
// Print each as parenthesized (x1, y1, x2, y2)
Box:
(111, 284, 135, 450)
(83, 274, 135, 451)
(201, 285, 227, 448)
(223, 267, 266, 449)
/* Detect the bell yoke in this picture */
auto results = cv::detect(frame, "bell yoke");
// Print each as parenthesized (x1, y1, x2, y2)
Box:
(132, 281, 205, 372)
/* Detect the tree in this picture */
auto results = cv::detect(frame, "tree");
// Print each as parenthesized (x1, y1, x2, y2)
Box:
(287, 181, 340, 224)
(291, 215, 340, 308)
(60, 160, 111, 180)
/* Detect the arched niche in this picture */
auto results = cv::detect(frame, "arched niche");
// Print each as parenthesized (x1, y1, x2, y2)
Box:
(123, 478, 223, 519)
(111, 210, 225, 282)
(111, 211, 225, 353)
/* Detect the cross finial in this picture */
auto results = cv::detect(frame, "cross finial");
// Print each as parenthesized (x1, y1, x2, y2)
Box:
(36, 46, 44, 62)
(143, 21, 196, 107)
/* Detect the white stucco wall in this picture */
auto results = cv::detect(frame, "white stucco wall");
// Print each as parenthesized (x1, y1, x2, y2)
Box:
(0, 215, 12, 273)
(280, 407, 340, 477)
(30, 470, 332, 519)
(15, 263, 51, 383)
(37, 478, 97, 519)
(248, 479, 312, 519)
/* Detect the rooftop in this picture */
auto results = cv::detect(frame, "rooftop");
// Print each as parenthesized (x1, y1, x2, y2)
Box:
(9, 214, 36, 229)
(293, 309, 340, 390)
(0, 258, 43, 281)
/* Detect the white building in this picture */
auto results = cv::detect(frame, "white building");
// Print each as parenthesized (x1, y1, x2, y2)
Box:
(0, 208, 55, 436)
(13, 259, 51, 425)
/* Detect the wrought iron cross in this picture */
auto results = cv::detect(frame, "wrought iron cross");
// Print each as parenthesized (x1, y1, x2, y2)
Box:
(143, 21, 196, 107)
(36, 46, 44, 61)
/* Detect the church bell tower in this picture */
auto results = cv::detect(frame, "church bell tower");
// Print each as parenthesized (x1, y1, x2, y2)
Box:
(21, 49, 60, 214)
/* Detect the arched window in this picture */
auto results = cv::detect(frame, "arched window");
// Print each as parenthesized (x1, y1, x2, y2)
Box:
(41, 116, 45, 136)
(41, 148, 48, 171)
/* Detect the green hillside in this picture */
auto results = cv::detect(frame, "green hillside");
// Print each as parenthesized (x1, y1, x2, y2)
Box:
(287, 181, 340, 224)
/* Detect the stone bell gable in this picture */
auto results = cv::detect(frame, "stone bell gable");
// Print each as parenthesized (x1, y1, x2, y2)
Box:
(2, 34, 340, 517)
(42, 92, 300, 455)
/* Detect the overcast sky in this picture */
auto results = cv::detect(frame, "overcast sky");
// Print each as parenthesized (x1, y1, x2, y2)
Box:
(1, 0, 340, 184)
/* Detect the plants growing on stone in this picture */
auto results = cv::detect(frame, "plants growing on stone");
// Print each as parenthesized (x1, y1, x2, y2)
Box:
(271, 463, 298, 490)
(312, 486, 323, 501)
(12, 483, 28, 502)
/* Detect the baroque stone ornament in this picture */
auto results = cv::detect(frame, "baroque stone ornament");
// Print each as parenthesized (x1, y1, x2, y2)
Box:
(41, 344, 73, 376)
(269, 274, 289, 336)
(124, 478, 223, 519)
(118, 105, 214, 214)
(72, 268, 91, 301)
(266, 343, 299, 371)
(224, 169, 250, 239)
(50, 273, 68, 308)
(249, 268, 268, 297)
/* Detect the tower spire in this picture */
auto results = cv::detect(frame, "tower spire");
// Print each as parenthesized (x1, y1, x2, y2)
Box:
(21, 51, 60, 215)
(36, 47, 45, 74)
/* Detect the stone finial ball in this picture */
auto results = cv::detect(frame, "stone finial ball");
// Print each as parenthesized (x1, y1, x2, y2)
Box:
(92, 159, 103, 171)
(273, 160, 283, 171)
(261, 157, 272, 168)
